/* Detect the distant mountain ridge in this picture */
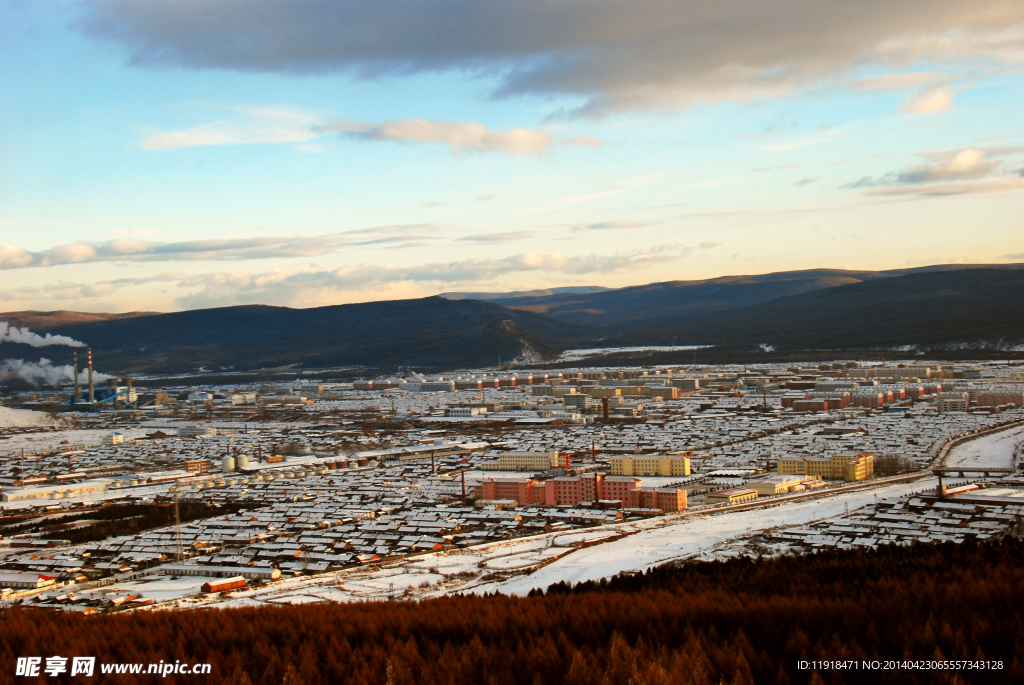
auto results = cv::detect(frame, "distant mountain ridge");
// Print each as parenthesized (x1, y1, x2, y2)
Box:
(0, 298, 592, 375)
(443, 263, 1024, 328)
(2, 264, 1023, 376)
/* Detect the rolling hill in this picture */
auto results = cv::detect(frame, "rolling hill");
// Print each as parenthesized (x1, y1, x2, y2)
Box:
(445, 263, 1024, 329)
(2, 265, 1023, 377)
(0, 298, 590, 375)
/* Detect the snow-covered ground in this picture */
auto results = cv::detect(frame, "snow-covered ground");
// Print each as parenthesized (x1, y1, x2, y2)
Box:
(558, 345, 710, 361)
(195, 476, 936, 608)
(0, 406, 67, 429)
(478, 477, 938, 595)
(944, 424, 1024, 470)
(89, 576, 209, 603)
(0, 427, 149, 456)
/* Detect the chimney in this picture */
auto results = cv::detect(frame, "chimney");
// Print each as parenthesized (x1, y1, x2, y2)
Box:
(602, 397, 610, 421)
(87, 347, 94, 403)
(73, 349, 80, 404)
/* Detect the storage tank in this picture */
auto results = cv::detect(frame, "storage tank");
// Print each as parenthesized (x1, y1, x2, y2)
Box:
(237, 454, 250, 468)
(221, 456, 236, 473)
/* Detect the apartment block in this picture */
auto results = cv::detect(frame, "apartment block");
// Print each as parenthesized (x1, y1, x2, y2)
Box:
(777, 453, 874, 481)
(609, 455, 691, 477)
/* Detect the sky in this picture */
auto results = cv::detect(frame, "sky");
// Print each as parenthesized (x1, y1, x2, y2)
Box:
(1, 0, 1023, 313)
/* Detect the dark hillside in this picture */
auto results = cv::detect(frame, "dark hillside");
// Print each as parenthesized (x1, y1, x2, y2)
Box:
(1, 538, 1021, 685)
(489, 269, 884, 326)
(0, 298, 588, 375)
(676, 268, 1024, 351)
(4, 265, 1024, 376)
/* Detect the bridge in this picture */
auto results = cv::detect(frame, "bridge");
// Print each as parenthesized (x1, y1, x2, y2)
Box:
(931, 467, 1018, 478)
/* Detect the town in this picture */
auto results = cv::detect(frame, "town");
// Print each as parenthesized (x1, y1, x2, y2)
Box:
(2, 358, 1023, 611)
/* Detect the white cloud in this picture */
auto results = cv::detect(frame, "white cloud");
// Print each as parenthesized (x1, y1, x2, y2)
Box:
(901, 85, 955, 114)
(140, 106, 321, 150)
(141, 109, 595, 156)
(0, 225, 447, 270)
(846, 72, 949, 91)
(898, 148, 1000, 183)
(458, 232, 533, 242)
(866, 175, 1024, 196)
(0, 243, 36, 269)
(0, 245, 693, 309)
(81, 0, 1024, 114)
(843, 146, 1024, 195)
(320, 118, 556, 156)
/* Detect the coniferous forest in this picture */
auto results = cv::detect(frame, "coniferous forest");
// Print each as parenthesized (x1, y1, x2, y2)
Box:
(2, 539, 1022, 685)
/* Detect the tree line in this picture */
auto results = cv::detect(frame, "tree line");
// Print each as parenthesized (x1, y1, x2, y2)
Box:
(1, 539, 1021, 684)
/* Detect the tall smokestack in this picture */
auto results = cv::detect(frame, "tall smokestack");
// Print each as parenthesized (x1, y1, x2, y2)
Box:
(87, 347, 94, 403)
(73, 349, 80, 404)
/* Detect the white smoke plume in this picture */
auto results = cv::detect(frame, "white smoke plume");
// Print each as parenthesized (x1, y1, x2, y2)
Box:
(0, 322, 86, 348)
(0, 358, 113, 388)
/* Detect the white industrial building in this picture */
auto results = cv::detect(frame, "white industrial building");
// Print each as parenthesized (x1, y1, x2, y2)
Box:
(1, 480, 109, 503)
(0, 572, 56, 590)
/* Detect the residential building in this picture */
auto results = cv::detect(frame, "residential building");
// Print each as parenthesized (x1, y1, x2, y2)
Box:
(102, 433, 124, 446)
(447, 407, 485, 417)
(629, 487, 687, 511)
(777, 453, 874, 481)
(610, 455, 691, 477)
(975, 390, 1024, 407)
(494, 451, 569, 471)
(936, 392, 970, 413)
(474, 478, 541, 506)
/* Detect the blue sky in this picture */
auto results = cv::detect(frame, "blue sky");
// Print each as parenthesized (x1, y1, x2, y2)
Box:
(2, 0, 1023, 312)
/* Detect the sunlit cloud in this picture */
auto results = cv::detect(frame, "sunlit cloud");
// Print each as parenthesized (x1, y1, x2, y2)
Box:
(318, 118, 558, 156)
(0, 225, 448, 270)
(0, 245, 695, 310)
(141, 108, 601, 156)
(458, 232, 533, 242)
(845, 72, 950, 91)
(843, 146, 1024, 195)
(901, 85, 955, 114)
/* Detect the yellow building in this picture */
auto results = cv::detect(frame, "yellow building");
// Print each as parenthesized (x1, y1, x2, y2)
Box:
(777, 453, 874, 482)
(637, 386, 679, 399)
(705, 487, 758, 504)
(750, 474, 825, 496)
(610, 455, 691, 477)
(496, 451, 568, 471)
